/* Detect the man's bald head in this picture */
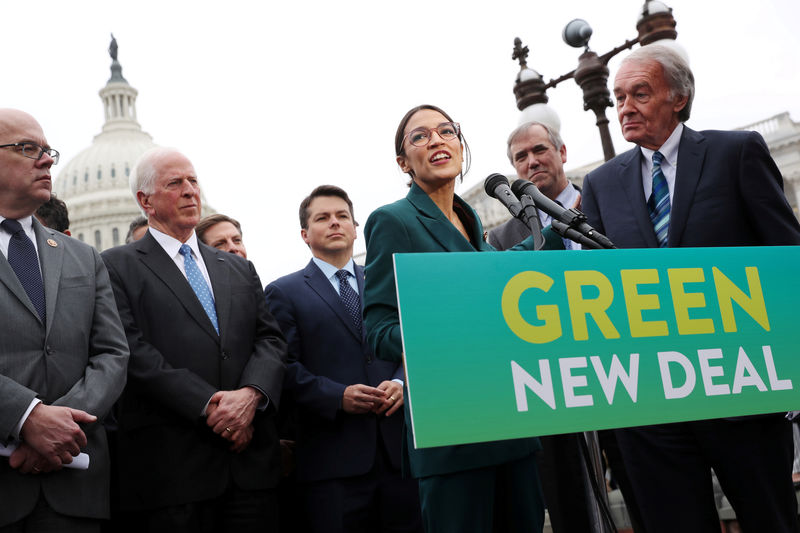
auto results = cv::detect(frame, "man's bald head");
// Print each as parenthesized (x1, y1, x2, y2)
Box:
(0, 109, 55, 219)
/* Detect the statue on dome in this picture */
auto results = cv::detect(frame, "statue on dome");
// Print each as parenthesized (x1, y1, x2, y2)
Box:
(109, 34, 118, 61)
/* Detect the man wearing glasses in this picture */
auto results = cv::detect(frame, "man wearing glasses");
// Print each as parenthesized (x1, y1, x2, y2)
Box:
(0, 108, 129, 531)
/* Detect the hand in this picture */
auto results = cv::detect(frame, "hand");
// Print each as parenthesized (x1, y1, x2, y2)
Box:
(20, 404, 95, 469)
(8, 442, 65, 474)
(373, 380, 403, 416)
(342, 384, 385, 414)
(227, 424, 254, 453)
(206, 387, 262, 436)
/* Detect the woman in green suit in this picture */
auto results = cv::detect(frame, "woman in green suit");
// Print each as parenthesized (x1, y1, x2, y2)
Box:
(363, 104, 560, 533)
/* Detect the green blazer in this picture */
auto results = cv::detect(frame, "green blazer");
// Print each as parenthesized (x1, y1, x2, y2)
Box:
(363, 183, 563, 478)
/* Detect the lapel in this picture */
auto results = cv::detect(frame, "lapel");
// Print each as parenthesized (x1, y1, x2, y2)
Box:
(304, 260, 361, 342)
(406, 184, 477, 252)
(135, 233, 219, 342)
(668, 127, 707, 247)
(615, 147, 660, 248)
(201, 243, 230, 340)
(34, 220, 64, 334)
(0, 219, 52, 325)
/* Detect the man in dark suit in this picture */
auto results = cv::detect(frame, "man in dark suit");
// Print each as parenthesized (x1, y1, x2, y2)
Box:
(101, 147, 287, 533)
(490, 121, 645, 533)
(488, 121, 581, 251)
(0, 108, 129, 531)
(582, 44, 800, 533)
(265, 185, 422, 533)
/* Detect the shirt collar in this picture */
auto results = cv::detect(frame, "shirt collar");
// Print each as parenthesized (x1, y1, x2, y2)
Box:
(0, 215, 35, 233)
(640, 122, 683, 167)
(555, 182, 580, 209)
(148, 226, 202, 259)
(312, 256, 355, 281)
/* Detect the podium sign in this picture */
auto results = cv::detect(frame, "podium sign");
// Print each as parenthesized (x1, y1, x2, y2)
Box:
(393, 247, 800, 449)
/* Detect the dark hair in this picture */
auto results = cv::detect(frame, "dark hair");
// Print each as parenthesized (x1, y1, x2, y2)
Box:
(394, 104, 471, 186)
(196, 214, 243, 244)
(125, 215, 148, 243)
(35, 194, 70, 233)
(299, 185, 355, 229)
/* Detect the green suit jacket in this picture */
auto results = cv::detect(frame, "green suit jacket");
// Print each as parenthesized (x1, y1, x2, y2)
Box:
(363, 183, 563, 478)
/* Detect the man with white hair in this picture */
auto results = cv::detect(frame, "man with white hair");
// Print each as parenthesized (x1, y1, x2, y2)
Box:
(582, 45, 800, 533)
(101, 147, 287, 532)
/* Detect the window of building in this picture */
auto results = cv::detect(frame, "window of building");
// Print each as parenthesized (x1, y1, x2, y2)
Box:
(94, 230, 102, 249)
(112, 228, 120, 247)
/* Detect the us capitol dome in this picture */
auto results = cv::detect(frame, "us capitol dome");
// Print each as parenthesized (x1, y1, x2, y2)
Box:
(53, 35, 211, 250)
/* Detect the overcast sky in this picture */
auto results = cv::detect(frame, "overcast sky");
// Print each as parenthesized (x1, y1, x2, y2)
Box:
(3, 0, 798, 282)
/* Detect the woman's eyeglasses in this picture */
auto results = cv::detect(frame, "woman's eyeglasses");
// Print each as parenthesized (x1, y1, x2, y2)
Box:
(404, 122, 460, 147)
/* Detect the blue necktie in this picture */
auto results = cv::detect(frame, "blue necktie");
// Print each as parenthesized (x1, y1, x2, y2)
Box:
(335, 269, 362, 335)
(179, 244, 219, 334)
(647, 151, 671, 247)
(2, 219, 46, 322)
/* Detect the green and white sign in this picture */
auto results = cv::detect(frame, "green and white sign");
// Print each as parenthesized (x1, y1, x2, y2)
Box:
(394, 246, 800, 449)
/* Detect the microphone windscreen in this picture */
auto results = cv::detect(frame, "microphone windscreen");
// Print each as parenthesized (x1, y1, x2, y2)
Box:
(484, 173, 510, 199)
(510, 178, 532, 197)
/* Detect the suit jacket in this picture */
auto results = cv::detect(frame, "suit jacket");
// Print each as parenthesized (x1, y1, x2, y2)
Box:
(0, 219, 129, 526)
(101, 233, 287, 510)
(264, 260, 404, 483)
(488, 183, 581, 251)
(582, 127, 800, 248)
(362, 183, 563, 478)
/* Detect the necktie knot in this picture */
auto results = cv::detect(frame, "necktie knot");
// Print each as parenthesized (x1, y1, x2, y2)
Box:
(652, 151, 664, 167)
(335, 269, 350, 283)
(179, 243, 192, 258)
(1, 218, 24, 236)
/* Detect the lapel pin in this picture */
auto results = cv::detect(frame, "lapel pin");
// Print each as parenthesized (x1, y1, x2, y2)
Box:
(46, 239, 58, 247)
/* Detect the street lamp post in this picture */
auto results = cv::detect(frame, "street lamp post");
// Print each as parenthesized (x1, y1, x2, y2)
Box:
(513, 0, 679, 162)
(508, 4, 680, 532)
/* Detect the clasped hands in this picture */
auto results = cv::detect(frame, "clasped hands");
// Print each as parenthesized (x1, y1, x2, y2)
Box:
(11, 403, 96, 475)
(206, 387, 262, 453)
(342, 380, 403, 417)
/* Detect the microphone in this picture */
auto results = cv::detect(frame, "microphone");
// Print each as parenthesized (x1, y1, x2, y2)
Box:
(484, 174, 522, 219)
(511, 179, 616, 249)
(484, 173, 545, 249)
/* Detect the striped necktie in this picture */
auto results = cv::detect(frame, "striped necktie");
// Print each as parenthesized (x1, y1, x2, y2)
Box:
(647, 151, 670, 247)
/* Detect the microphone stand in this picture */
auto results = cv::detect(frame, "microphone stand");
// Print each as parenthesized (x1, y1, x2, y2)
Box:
(527, 194, 618, 533)
(517, 194, 545, 250)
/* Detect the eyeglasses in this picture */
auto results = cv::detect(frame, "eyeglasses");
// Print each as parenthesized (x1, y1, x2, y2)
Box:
(404, 122, 461, 147)
(0, 142, 60, 164)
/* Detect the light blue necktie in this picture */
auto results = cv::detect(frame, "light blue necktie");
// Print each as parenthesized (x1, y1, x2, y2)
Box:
(179, 244, 219, 334)
(647, 151, 671, 247)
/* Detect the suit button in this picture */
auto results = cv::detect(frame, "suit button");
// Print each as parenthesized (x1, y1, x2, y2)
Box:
(45, 346, 54, 355)
(221, 350, 229, 360)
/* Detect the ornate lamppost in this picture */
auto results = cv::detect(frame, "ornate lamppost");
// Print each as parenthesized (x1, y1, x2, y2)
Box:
(513, 1, 680, 162)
